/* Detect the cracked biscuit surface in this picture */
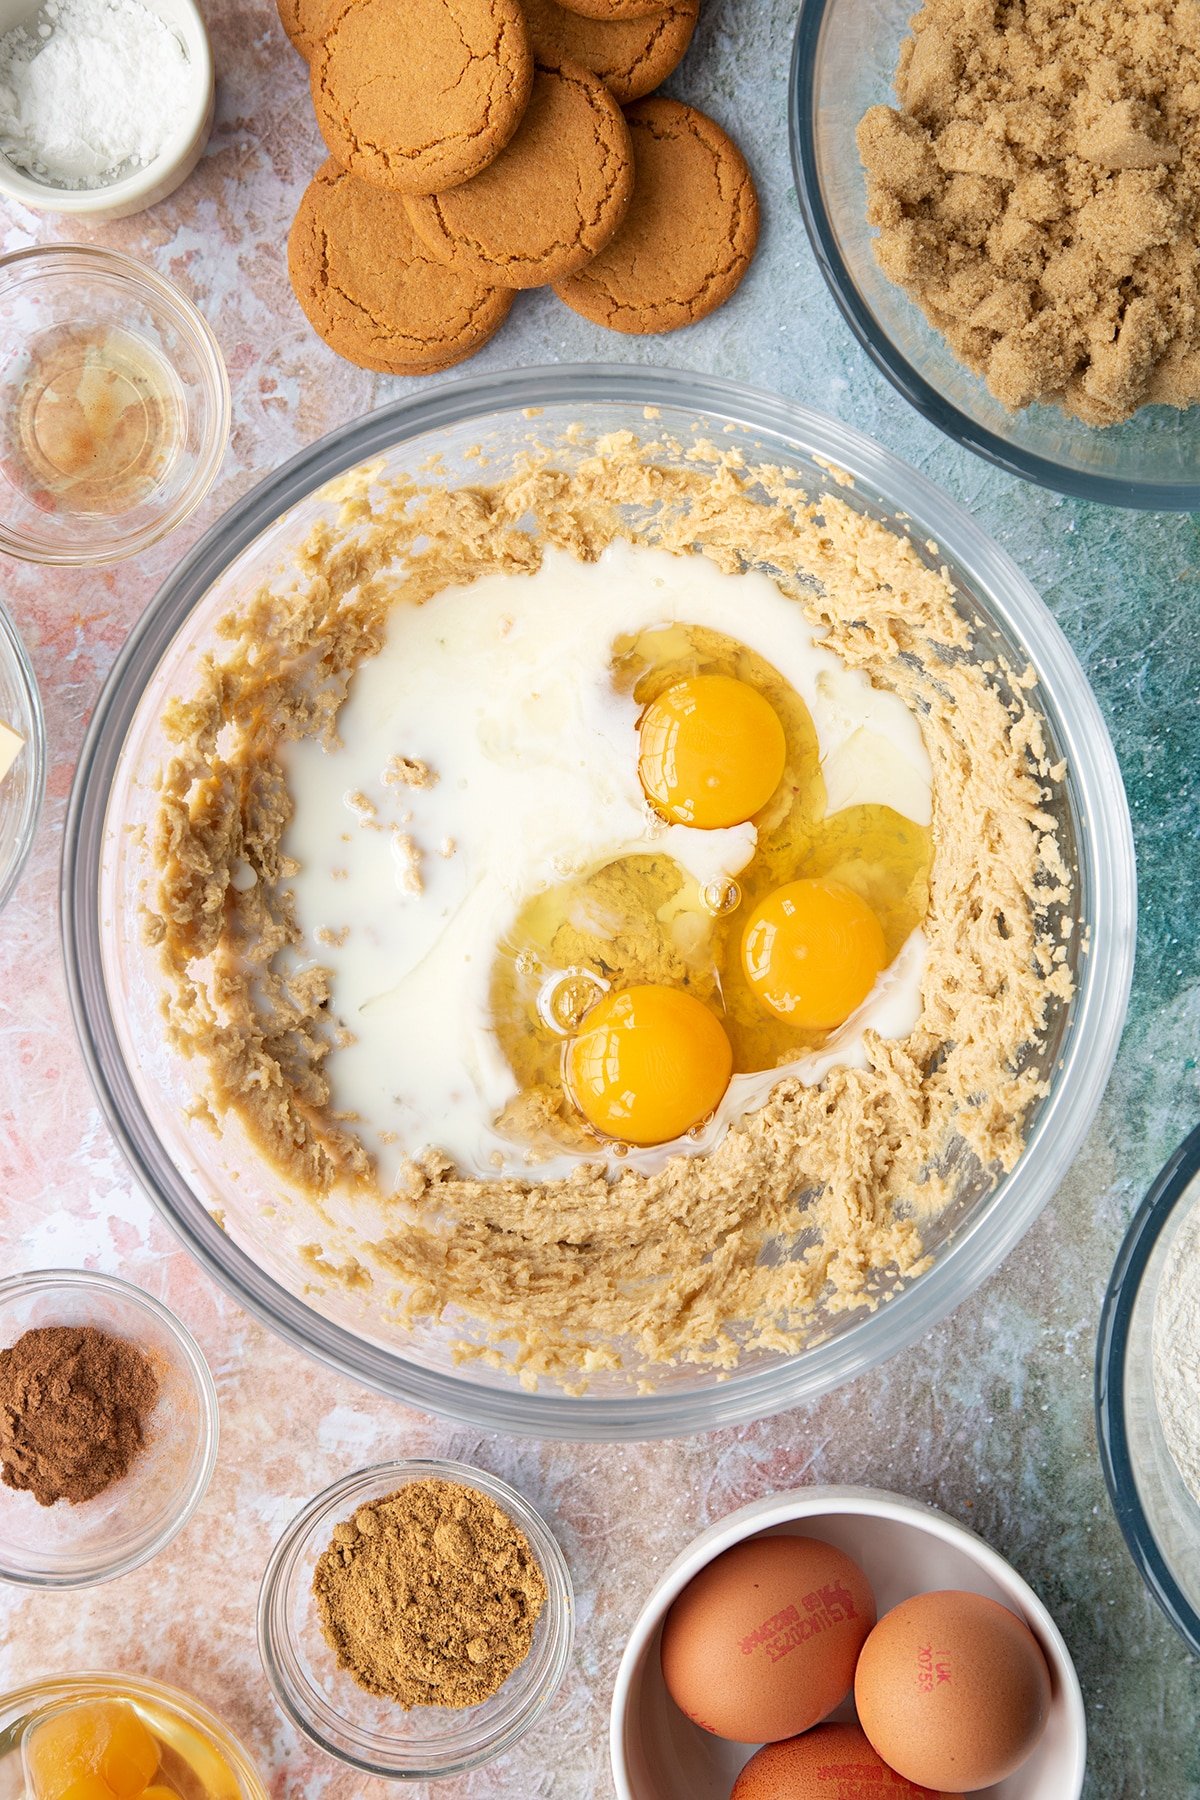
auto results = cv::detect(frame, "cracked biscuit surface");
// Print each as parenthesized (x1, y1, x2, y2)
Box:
(277, 0, 329, 58)
(288, 160, 513, 371)
(554, 97, 758, 332)
(311, 0, 534, 194)
(517, 0, 697, 103)
(404, 60, 635, 287)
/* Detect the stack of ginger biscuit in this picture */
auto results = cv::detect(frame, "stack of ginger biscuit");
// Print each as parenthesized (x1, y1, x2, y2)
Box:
(283, 0, 759, 373)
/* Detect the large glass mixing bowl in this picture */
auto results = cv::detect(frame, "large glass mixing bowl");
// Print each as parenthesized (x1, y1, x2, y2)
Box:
(61, 366, 1136, 1439)
(790, 0, 1200, 508)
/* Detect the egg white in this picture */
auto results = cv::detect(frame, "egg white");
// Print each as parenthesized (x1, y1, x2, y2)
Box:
(278, 541, 932, 1184)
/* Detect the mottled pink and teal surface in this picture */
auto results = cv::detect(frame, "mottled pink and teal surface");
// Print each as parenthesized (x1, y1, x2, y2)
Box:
(1, 0, 1198, 1794)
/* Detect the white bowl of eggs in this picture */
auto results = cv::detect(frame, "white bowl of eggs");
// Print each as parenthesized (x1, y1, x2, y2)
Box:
(610, 1485, 1086, 1800)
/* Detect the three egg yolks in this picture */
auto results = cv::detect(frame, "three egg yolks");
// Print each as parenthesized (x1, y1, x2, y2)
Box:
(489, 625, 931, 1151)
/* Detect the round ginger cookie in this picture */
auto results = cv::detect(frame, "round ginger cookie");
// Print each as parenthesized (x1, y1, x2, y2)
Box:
(554, 97, 758, 332)
(519, 0, 697, 103)
(277, 0, 328, 59)
(288, 161, 513, 373)
(312, 0, 534, 194)
(404, 61, 634, 288)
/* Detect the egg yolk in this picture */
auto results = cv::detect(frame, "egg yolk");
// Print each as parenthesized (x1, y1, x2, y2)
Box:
(564, 983, 733, 1145)
(741, 878, 887, 1031)
(637, 674, 787, 829)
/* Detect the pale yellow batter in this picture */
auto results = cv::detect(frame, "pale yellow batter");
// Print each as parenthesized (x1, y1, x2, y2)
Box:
(145, 431, 1074, 1384)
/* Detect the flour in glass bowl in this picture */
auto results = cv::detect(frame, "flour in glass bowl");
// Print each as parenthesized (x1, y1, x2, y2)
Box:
(1153, 1190, 1200, 1506)
(0, 0, 193, 189)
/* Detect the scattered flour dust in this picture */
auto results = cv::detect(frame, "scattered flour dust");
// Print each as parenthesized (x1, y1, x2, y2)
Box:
(1153, 1177, 1200, 1505)
(0, 0, 193, 188)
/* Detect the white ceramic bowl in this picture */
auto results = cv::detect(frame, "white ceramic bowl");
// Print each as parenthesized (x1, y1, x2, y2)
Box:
(0, 0, 213, 220)
(610, 1485, 1086, 1800)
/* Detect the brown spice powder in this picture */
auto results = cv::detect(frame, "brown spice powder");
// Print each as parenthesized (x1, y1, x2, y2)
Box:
(312, 1479, 548, 1709)
(858, 0, 1200, 424)
(0, 1324, 160, 1506)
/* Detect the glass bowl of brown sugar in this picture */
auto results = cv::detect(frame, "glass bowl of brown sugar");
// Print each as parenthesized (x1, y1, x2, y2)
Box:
(790, 0, 1200, 507)
(0, 1268, 219, 1588)
(257, 1458, 575, 1780)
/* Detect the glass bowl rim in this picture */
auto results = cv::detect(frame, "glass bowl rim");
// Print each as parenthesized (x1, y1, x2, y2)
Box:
(0, 242, 232, 567)
(787, 8, 1200, 512)
(256, 1455, 575, 1780)
(0, 593, 47, 912)
(60, 361, 1137, 1441)
(0, 1668, 269, 1799)
(0, 1266, 220, 1589)
(1095, 1122, 1200, 1653)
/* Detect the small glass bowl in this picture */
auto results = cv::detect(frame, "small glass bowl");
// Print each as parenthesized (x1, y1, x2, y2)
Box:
(0, 597, 45, 911)
(0, 1269, 219, 1588)
(790, 0, 1200, 507)
(258, 1458, 575, 1780)
(0, 1672, 269, 1800)
(1096, 1125, 1200, 1652)
(0, 245, 230, 565)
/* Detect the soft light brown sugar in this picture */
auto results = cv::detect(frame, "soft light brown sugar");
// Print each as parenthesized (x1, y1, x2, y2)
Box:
(858, 0, 1200, 424)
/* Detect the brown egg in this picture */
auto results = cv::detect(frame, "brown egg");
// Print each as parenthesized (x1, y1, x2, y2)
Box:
(660, 1534, 876, 1743)
(730, 1722, 965, 1798)
(854, 1589, 1052, 1791)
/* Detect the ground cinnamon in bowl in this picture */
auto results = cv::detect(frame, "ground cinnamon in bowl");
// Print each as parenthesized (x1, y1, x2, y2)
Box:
(312, 1478, 548, 1710)
(0, 1323, 159, 1506)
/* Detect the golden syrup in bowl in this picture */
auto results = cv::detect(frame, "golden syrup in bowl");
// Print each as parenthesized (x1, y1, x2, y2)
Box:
(0, 245, 229, 565)
(0, 1678, 267, 1800)
(12, 322, 184, 518)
